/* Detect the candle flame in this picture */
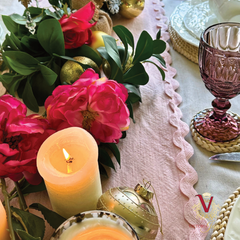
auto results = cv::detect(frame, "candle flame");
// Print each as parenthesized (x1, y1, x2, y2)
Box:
(63, 148, 70, 161)
(63, 148, 73, 174)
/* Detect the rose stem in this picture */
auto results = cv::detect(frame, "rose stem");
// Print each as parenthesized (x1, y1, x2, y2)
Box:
(14, 181, 27, 211)
(2, 178, 25, 204)
(1, 178, 16, 240)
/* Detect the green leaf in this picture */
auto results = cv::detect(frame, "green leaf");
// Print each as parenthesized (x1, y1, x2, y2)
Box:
(2, 34, 19, 51)
(48, 0, 61, 8)
(11, 215, 24, 232)
(20, 179, 46, 195)
(53, 54, 82, 64)
(109, 59, 123, 83)
(3, 51, 39, 75)
(102, 143, 121, 166)
(10, 179, 47, 202)
(22, 78, 39, 112)
(123, 62, 149, 85)
(124, 83, 142, 103)
(152, 54, 166, 68)
(53, 53, 97, 72)
(45, 9, 58, 18)
(31, 72, 56, 106)
(11, 207, 45, 239)
(45, 8, 64, 19)
(133, 31, 153, 64)
(97, 48, 123, 82)
(0, 60, 8, 72)
(21, 35, 44, 54)
(0, 73, 24, 96)
(30, 203, 66, 229)
(10, 33, 22, 50)
(98, 147, 116, 171)
(153, 39, 166, 54)
(156, 29, 161, 40)
(102, 35, 122, 70)
(125, 99, 135, 122)
(18, 24, 30, 38)
(36, 56, 52, 62)
(143, 60, 165, 80)
(2, 15, 18, 34)
(99, 163, 108, 177)
(96, 47, 109, 60)
(121, 131, 126, 139)
(65, 45, 102, 67)
(118, 46, 129, 66)
(37, 18, 65, 56)
(2, 32, 22, 52)
(51, 60, 61, 76)
(10, 14, 28, 25)
(17, 79, 27, 99)
(113, 26, 129, 65)
(24, 7, 44, 18)
(16, 230, 41, 240)
(39, 64, 58, 85)
(113, 25, 134, 54)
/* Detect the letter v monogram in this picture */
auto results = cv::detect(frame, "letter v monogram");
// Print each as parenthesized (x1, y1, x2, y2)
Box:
(196, 194, 213, 213)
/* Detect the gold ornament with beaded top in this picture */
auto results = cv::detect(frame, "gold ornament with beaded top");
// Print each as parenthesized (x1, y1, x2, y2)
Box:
(97, 183, 160, 240)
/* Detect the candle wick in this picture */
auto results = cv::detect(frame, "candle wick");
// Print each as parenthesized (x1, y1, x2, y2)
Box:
(66, 157, 73, 164)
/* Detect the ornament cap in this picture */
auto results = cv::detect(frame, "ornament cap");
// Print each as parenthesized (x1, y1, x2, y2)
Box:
(134, 183, 154, 201)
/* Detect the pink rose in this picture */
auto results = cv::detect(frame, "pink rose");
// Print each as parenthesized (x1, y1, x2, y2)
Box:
(59, 2, 96, 49)
(0, 95, 55, 185)
(45, 69, 130, 143)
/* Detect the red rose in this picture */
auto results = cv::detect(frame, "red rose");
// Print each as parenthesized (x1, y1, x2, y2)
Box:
(0, 95, 55, 185)
(59, 2, 96, 49)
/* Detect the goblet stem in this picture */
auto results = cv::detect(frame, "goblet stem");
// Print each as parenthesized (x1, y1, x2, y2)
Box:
(211, 98, 231, 120)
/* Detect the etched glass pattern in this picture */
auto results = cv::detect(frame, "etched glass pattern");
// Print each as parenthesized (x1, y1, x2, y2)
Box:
(194, 23, 240, 142)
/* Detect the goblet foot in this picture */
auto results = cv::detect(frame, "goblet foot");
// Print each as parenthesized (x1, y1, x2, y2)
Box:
(193, 109, 240, 142)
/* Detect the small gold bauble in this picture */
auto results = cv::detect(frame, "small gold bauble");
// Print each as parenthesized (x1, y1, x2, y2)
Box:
(60, 56, 100, 84)
(97, 184, 159, 240)
(102, 59, 111, 78)
(119, 0, 145, 19)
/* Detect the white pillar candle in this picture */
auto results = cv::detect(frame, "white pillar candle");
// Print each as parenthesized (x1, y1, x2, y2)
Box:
(37, 127, 102, 219)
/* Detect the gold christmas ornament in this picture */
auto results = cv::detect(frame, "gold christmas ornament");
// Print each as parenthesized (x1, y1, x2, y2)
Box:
(60, 56, 100, 84)
(119, 0, 145, 19)
(102, 59, 111, 78)
(97, 183, 160, 240)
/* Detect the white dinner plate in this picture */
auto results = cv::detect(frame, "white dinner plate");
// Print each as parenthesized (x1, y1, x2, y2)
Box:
(183, 1, 218, 40)
(224, 195, 240, 240)
(170, 0, 218, 47)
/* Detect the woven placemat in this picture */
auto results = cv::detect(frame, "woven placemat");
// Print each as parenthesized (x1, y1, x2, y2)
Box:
(190, 110, 240, 153)
(168, 23, 198, 64)
(210, 187, 240, 240)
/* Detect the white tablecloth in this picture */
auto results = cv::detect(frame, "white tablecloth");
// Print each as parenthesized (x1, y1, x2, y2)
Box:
(164, 0, 240, 239)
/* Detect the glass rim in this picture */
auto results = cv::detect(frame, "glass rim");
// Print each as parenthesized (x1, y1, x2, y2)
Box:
(200, 22, 240, 52)
(51, 210, 140, 240)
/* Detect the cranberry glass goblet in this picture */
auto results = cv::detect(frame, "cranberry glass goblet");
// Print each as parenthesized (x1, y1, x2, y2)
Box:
(193, 22, 240, 142)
